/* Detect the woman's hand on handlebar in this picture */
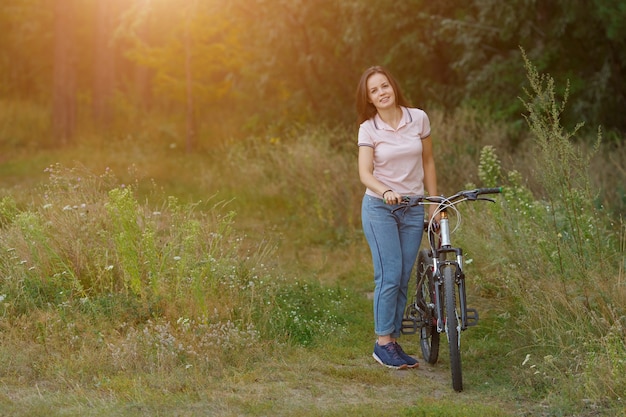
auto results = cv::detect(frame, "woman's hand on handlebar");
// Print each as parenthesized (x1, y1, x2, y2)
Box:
(383, 190, 402, 205)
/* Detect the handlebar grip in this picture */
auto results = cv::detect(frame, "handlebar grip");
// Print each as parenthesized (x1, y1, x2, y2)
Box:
(477, 187, 502, 195)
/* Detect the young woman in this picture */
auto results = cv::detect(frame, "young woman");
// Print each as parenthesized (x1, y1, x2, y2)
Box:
(356, 66, 439, 369)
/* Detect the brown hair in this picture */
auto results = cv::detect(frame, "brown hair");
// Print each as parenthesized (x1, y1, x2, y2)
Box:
(355, 66, 411, 124)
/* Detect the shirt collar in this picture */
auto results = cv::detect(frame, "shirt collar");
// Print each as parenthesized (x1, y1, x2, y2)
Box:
(372, 106, 412, 130)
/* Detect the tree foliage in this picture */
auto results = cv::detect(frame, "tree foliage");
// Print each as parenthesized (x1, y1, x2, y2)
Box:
(119, 0, 242, 108)
(0, 0, 52, 98)
(439, 0, 626, 134)
(0, 0, 624, 143)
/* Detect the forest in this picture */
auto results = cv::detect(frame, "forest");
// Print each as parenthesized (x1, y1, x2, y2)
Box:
(1, 0, 625, 148)
(1, 1, 625, 416)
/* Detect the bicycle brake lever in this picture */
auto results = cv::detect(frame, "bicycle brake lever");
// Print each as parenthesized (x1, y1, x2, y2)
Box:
(477, 197, 496, 203)
(391, 197, 416, 214)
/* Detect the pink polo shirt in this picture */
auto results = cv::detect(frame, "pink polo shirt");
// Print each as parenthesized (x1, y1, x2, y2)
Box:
(358, 106, 431, 197)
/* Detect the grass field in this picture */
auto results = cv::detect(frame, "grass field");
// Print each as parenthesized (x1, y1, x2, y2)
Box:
(1, 89, 625, 415)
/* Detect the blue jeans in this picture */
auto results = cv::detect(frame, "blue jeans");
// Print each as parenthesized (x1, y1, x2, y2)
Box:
(361, 195, 425, 338)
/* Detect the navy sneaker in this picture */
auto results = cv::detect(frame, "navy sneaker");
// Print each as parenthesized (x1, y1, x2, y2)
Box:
(373, 342, 408, 369)
(394, 342, 419, 368)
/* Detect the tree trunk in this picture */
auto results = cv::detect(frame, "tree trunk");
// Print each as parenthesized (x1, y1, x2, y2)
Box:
(184, 2, 197, 153)
(185, 28, 195, 153)
(131, 0, 152, 113)
(93, 0, 116, 130)
(52, 0, 76, 144)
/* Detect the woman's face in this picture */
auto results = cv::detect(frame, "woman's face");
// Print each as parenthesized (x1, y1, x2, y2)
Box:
(366, 73, 396, 112)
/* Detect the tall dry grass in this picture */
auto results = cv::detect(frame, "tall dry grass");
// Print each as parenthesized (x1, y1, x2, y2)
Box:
(0, 161, 356, 398)
(449, 55, 626, 413)
(0, 65, 625, 414)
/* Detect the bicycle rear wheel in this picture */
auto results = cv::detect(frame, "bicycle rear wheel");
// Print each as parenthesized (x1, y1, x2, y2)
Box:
(443, 264, 463, 392)
(416, 249, 440, 364)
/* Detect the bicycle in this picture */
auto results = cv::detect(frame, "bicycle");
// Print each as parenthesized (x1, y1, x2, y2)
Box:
(397, 187, 502, 392)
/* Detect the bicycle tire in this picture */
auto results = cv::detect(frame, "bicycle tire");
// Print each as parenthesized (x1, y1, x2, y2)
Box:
(443, 264, 463, 392)
(416, 249, 440, 364)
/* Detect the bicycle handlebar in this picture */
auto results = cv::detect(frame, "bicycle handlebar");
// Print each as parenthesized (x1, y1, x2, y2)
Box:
(395, 187, 502, 209)
(387, 187, 502, 246)
(433, 187, 503, 203)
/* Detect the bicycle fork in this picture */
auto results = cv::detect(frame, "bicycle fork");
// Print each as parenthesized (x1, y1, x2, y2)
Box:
(455, 265, 478, 330)
(433, 263, 458, 334)
(433, 257, 479, 333)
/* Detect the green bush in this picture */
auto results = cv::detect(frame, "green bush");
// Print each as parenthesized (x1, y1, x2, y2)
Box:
(453, 54, 626, 411)
(0, 162, 354, 379)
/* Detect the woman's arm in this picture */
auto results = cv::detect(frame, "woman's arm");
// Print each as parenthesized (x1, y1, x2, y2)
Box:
(421, 136, 439, 219)
(358, 145, 400, 204)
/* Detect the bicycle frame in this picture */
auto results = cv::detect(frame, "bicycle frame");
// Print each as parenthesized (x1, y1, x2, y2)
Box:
(398, 187, 501, 392)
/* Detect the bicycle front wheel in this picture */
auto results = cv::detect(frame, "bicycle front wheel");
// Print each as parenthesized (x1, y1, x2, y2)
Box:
(443, 264, 463, 392)
(417, 249, 440, 364)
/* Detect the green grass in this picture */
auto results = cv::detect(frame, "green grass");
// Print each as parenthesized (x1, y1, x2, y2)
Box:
(1, 65, 625, 415)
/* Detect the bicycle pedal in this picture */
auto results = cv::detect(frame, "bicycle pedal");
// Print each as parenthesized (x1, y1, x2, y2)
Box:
(401, 318, 418, 335)
(465, 308, 479, 327)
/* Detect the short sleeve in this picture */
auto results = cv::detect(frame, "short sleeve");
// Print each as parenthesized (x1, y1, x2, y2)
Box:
(417, 110, 431, 139)
(357, 121, 375, 148)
